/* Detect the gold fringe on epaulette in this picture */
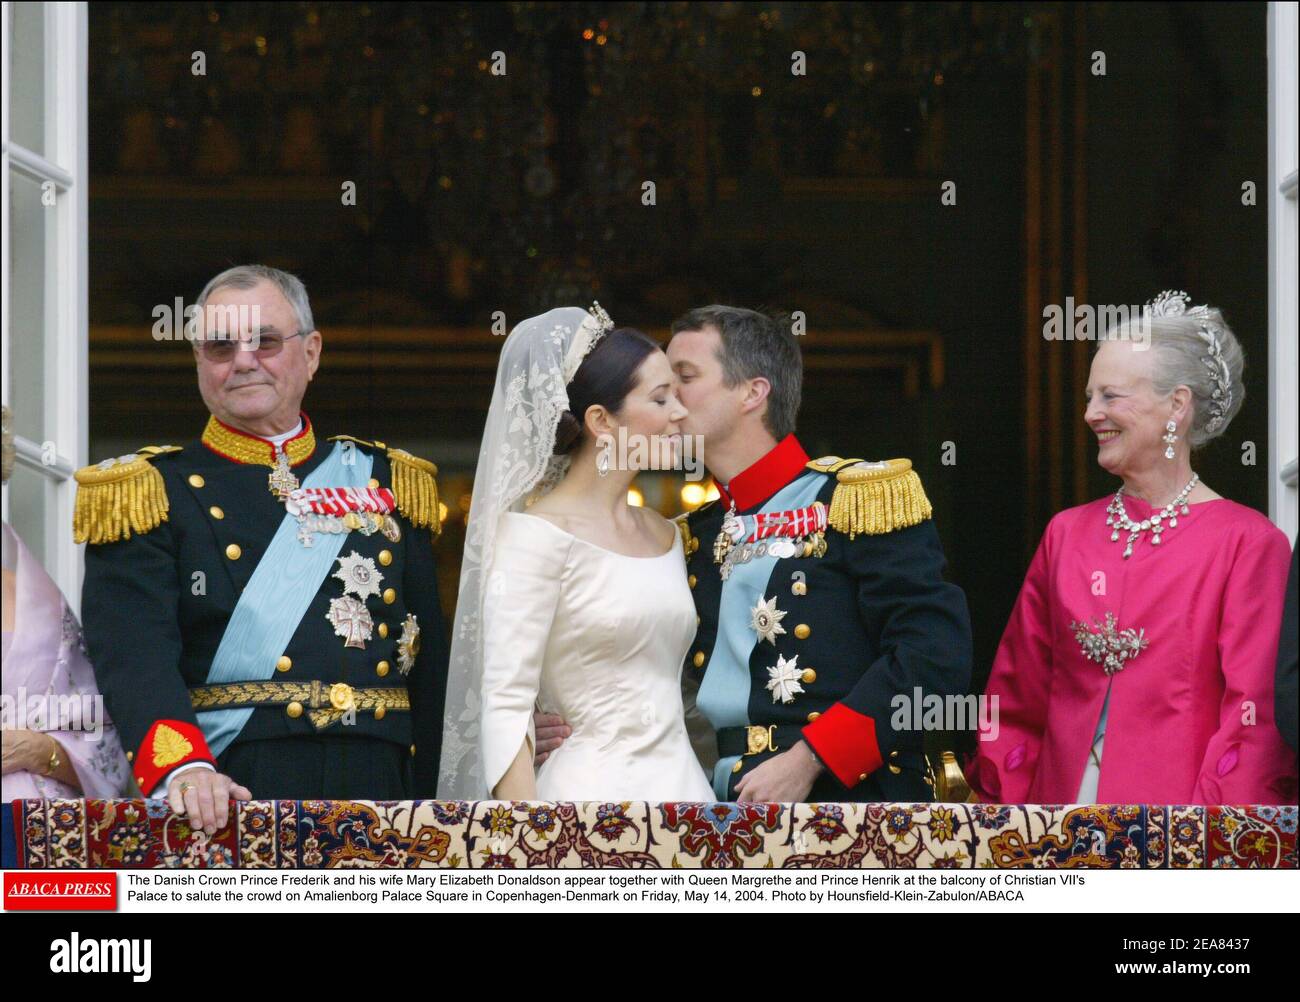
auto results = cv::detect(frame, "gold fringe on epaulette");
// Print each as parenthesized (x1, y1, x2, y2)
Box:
(827, 459, 932, 539)
(73, 456, 170, 545)
(387, 448, 441, 537)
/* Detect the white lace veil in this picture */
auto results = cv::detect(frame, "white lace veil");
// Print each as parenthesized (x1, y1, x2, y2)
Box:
(438, 306, 610, 798)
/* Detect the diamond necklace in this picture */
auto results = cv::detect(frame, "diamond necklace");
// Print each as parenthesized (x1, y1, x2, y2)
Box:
(1105, 473, 1199, 558)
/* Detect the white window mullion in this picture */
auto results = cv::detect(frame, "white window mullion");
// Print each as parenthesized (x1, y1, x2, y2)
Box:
(1, 2, 13, 529)
(49, 0, 88, 609)
(1, 1, 88, 609)
(1268, 2, 1299, 544)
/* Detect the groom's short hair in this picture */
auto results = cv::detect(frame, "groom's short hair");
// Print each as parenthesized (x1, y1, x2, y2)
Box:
(670, 305, 802, 439)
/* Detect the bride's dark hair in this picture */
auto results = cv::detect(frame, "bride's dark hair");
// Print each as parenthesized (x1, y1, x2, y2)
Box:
(554, 327, 660, 455)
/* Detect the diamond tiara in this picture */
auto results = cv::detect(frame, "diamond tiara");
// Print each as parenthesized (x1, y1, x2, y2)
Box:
(584, 300, 614, 355)
(1144, 290, 1232, 433)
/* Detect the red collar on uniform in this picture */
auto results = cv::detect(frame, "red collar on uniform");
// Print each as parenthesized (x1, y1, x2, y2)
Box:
(715, 434, 811, 512)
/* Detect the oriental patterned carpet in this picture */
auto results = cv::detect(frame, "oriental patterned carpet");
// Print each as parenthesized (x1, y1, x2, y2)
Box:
(12, 800, 1296, 869)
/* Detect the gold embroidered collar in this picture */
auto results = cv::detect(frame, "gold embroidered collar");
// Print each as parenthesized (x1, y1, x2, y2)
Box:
(201, 413, 316, 467)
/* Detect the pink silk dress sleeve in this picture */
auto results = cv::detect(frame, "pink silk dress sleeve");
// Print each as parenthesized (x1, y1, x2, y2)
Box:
(967, 516, 1060, 803)
(2, 522, 130, 802)
(1191, 525, 1297, 805)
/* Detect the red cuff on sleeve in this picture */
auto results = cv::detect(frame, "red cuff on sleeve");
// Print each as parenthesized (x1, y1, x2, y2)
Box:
(801, 703, 883, 788)
(132, 719, 214, 796)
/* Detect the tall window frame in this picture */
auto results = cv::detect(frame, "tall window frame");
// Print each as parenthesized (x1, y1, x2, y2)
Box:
(1, 1, 89, 611)
(1269, 1, 1298, 543)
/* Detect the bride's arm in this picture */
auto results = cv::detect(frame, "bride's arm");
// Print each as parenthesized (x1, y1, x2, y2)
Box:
(480, 515, 572, 798)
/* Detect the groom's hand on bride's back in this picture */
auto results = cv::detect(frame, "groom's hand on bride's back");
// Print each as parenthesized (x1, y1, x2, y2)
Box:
(533, 711, 571, 766)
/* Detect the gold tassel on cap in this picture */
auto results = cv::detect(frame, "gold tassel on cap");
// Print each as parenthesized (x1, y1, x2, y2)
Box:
(73, 449, 178, 545)
(387, 448, 441, 536)
(825, 458, 932, 539)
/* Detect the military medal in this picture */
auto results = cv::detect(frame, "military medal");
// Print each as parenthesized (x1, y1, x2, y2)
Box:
(295, 514, 352, 547)
(288, 485, 397, 548)
(381, 515, 402, 543)
(268, 445, 299, 500)
(333, 551, 384, 600)
(396, 613, 421, 675)
(765, 653, 805, 704)
(326, 595, 373, 649)
(750, 595, 787, 645)
(714, 503, 740, 567)
(717, 501, 829, 580)
(768, 538, 797, 559)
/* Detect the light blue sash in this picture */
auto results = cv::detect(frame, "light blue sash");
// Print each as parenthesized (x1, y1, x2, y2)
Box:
(197, 442, 373, 757)
(697, 471, 826, 799)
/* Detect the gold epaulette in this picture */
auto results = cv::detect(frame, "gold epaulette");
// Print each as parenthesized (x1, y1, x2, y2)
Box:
(73, 446, 182, 545)
(807, 456, 932, 539)
(328, 435, 441, 537)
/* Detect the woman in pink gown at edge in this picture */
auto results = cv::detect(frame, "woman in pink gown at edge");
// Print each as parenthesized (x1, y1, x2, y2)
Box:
(967, 293, 1297, 806)
(1, 405, 130, 805)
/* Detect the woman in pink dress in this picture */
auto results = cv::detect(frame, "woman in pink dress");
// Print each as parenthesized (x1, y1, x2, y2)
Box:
(968, 293, 1297, 806)
(1, 406, 129, 806)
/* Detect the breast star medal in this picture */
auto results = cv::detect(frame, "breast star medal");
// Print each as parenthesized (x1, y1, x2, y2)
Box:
(326, 595, 373, 649)
(333, 551, 383, 601)
(766, 653, 805, 704)
(396, 613, 421, 675)
(750, 595, 788, 645)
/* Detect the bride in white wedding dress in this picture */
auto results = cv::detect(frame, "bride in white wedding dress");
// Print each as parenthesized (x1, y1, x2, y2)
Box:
(438, 305, 714, 802)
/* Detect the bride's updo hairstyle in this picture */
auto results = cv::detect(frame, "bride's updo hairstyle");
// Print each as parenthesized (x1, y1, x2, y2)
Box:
(554, 327, 660, 455)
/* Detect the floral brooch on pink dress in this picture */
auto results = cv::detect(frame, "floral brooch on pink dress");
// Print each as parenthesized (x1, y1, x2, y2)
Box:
(1070, 612, 1149, 676)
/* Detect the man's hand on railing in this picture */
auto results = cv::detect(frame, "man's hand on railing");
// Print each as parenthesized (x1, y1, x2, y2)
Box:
(165, 765, 251, 836)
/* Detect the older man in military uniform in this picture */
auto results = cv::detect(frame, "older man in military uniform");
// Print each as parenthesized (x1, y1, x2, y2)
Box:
(537, 305, 971, 802)
(77, 265, 448, 835)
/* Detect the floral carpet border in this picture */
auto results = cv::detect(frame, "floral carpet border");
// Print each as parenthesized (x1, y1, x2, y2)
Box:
(12, 800, 1297, 869)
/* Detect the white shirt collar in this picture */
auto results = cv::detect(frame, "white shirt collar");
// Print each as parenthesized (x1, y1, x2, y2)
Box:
(262, 418, 304, 448)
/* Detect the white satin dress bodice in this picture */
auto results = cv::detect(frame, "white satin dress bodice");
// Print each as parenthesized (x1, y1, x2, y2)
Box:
(480, 511, 714, 801)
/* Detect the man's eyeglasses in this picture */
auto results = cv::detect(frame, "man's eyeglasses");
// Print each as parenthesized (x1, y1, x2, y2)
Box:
(195, 331, 306, 363)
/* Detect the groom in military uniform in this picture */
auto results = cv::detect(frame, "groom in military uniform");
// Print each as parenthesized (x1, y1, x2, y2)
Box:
(537, 305, 971, 802)
(77, 265, 448, 835)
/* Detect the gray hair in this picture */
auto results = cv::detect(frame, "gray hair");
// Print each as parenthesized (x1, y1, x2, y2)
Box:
(1107, 307, 1244, 447)
(670, 305, 802, 439)
(196, 264, 315, 336)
